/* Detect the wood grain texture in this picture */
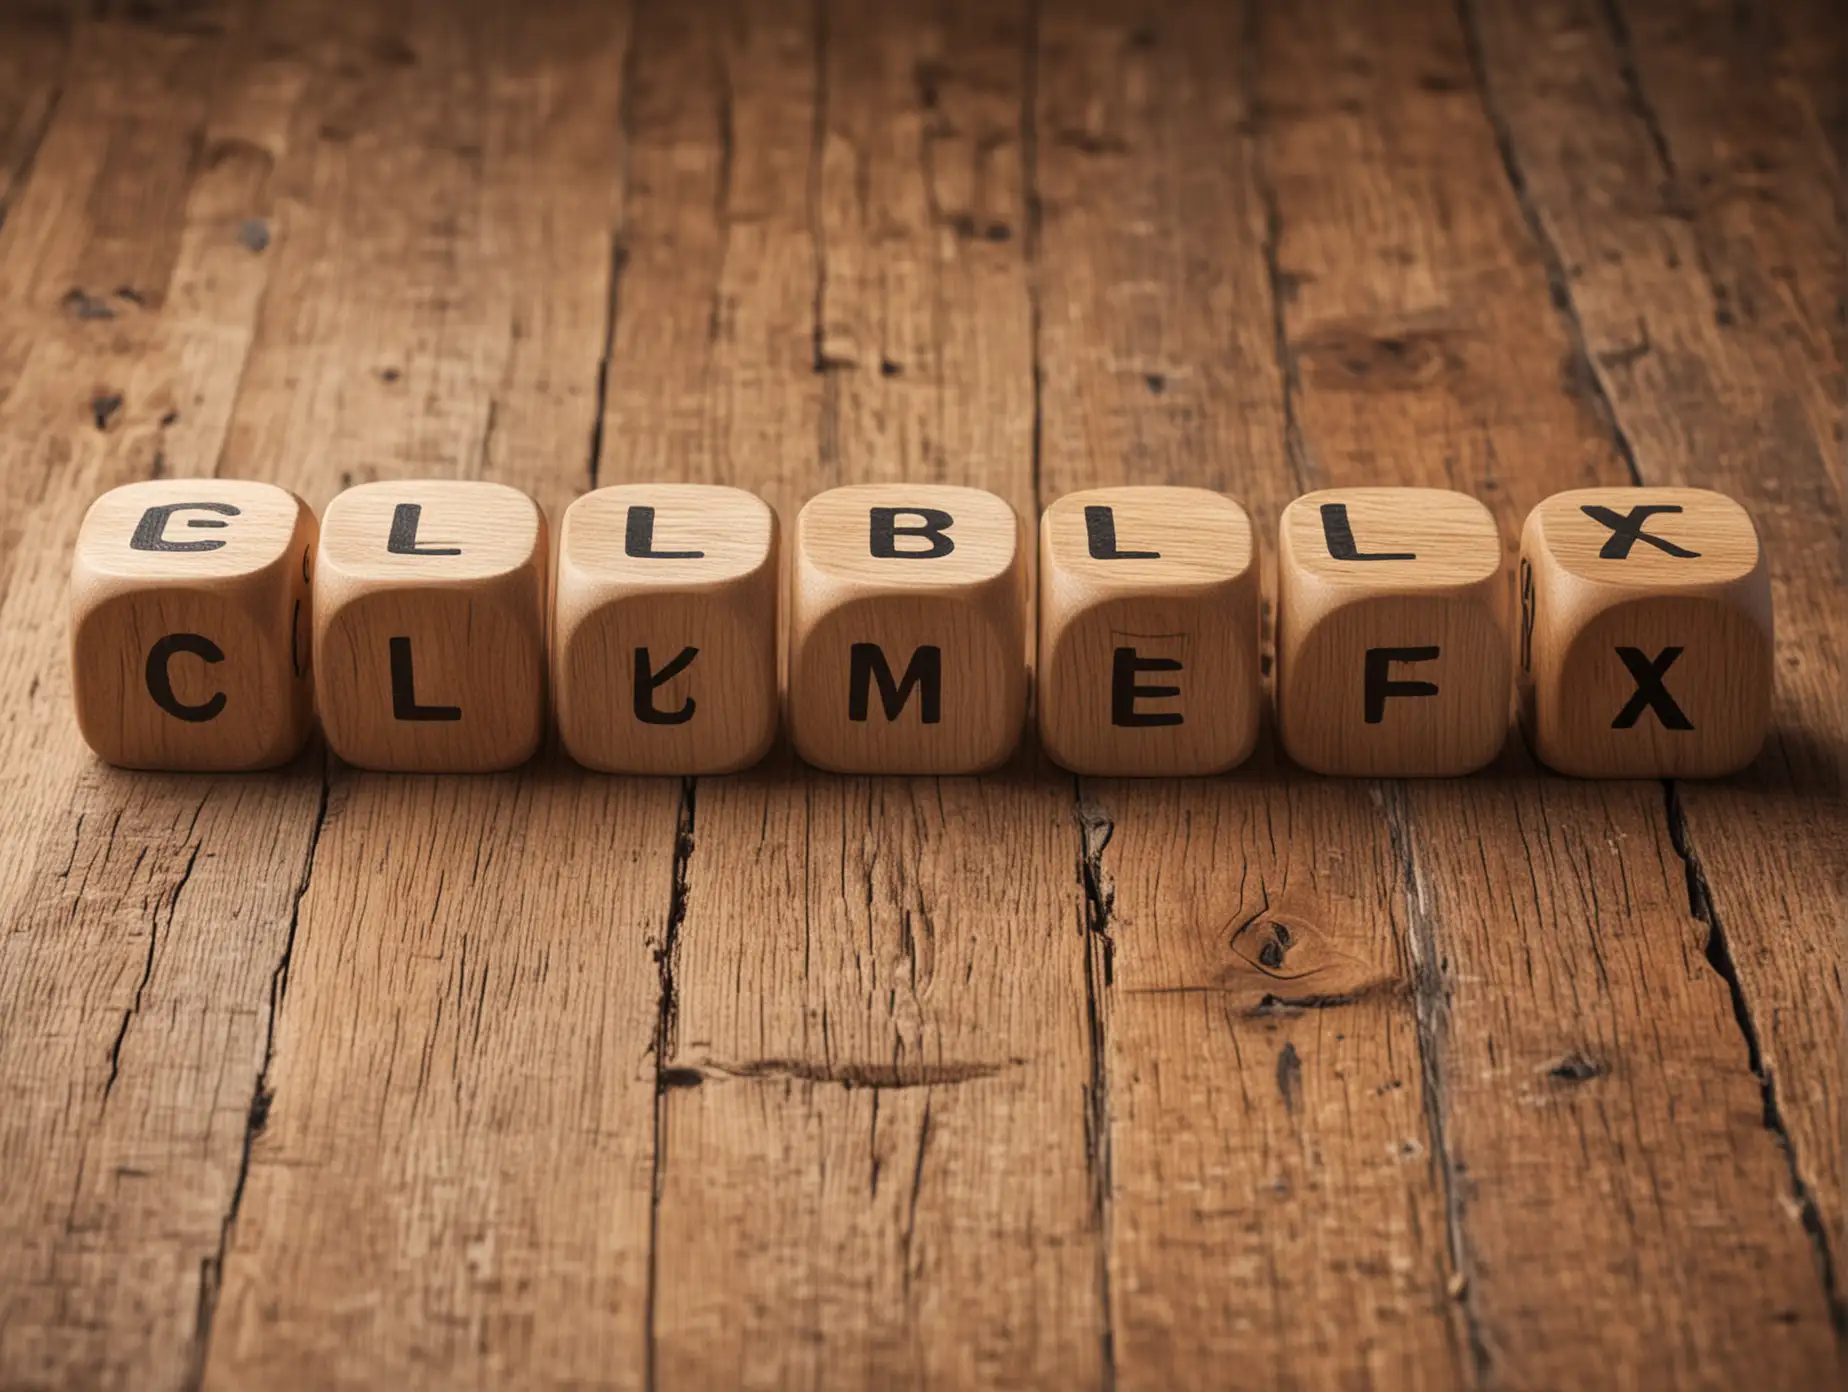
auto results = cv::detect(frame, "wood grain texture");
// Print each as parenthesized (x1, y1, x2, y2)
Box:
(0, 8, 329, 1388)
(554, 484, 781, 775)
(314, 480, 549, 772)
(71, 479, 317, 771)
(1034, 3, 1467, 1384)
(0, 1, 1839, 1388)
(1276, 488, 1509, 777)
(1041, 0, 1840, 1386)
(1269, 0, 1839, 1380)
(789, 483, 1029, 774)
(621, 2, 1102, 1383)
(1520, 486, 1775, 778)
(1037, 486, 1261, 776)
(194, 2, 675, 1386)
(1469, 0, 1847, 1324)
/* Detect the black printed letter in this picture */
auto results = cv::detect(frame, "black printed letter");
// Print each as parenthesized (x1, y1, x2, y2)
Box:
(625, 506, 704, 559)
(1322, 503, 1415, 562)
(387, 503, 461, 556)
(848, 644, 941, 722)
(1364, 646, 1440, 723)
(131, 502, 240, 553)
(389, 637, 461, 720)
(145, 634, 226, 722)
(1611, 646, 1692, 729)
(634, 646, 699, 724)
(1111, 648, 1183, 727)
(869, 508, 955, 559)
(1581, 504, 1700, 560)
(1085, 506, 1160, 560)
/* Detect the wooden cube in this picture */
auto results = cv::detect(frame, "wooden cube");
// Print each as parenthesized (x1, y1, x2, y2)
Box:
(1277, 487, 1509, 777)
(71, 479, 317, 770)
(554, 484, 779, 774)
(1519, 486, 1772, 778)
(1038, 486, 1261, 776)
(787, 484, 1027, 774)
(315, 480, 546, 772)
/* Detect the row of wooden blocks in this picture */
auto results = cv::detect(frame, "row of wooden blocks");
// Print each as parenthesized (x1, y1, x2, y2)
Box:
(71, 479, 1773, 779)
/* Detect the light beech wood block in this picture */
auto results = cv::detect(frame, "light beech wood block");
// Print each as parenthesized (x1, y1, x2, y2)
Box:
(787, 484, 1028, 774)
(71, 480, 317, 770)
(315, 480, 546, 772)
(553, 484, 779, 774)
(1037, 486, 1261, 776)
(1277, 487, 1510, 777)
(1520, 486, 1772, 778)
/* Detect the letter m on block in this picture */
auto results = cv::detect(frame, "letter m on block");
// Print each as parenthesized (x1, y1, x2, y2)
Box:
(848, 644, 941, 723)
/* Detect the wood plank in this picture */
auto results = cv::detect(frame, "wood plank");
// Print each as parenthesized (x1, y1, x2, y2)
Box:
(1040, 0, 1839, 1384)
(195, 3, 675, 1385)
(1770, 0, 1846, 171)
(1469, 0, 1847, 1321)
(0, 5, 68, 232)
(1032, 3, 1465, 1385)
(1263, 0, 1839, 1377)
(626, 1, 1104, 1383)
(0, 10, 327, 1388)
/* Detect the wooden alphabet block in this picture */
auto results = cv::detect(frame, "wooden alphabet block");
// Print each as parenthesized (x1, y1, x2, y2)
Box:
(554, 484, 779, 774)
(1038, 486, 1261, 776)
(1519, 487, 1772, 778)
(787, 484, 1028, 774)
(1277, 487, 1509, 776)
(314, 480, 546, 772)
(71, 480, 317, 770)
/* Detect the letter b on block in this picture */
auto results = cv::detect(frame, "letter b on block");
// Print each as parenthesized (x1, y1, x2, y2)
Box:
(788, 485, 1027, 773)
(554, 484, 779, 774)
(1520, 488, 1772, 777)
(1277, 488, 1509, 776)
(315, 480, 546, 772)
(71, 480, 317, 769)
(1038, 487, 1261, 775)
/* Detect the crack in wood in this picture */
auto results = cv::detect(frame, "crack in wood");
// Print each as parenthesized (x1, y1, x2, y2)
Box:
(644, 774, 696, 1392)
(1381, 780, 1493, 1385)
(1462, 0, 1844, 1341)
(103, 794, 208, 1103)
(189, 751, 331, 1389)
(1664, 780, 1845, 1336)
(676, 1057, 1020, 1089)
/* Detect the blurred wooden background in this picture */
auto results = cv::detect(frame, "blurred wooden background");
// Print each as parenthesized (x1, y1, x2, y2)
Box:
(0, 0, 1841, 1386)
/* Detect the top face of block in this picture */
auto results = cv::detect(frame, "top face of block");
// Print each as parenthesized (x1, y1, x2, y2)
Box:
(75, 479, 306, 584)
(796, 484, 1019, 588)
(1041, 486, 1254, 590)
(1524, 487, 1760, 588)
(559, 484, 774, 589)
(1281, 488, 1501, 591)
(319, 480, 541, 583)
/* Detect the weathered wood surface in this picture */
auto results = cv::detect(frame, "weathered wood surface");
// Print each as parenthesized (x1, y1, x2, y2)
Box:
(0, 1, 1838, 1388)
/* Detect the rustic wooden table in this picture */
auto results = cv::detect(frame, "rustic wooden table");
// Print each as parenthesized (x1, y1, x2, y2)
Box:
(1, 0, 1841, 1387)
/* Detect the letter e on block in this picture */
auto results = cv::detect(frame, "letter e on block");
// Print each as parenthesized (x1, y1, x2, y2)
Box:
(315, 480, 546, 772)
(788, 484, 1027, 774)
(71, 480, 318, 770)
(554, 484, 779, 774)
(1519, 487, 1772, 778)
(1277, 487, 1510, 776)
(1038, 487, 1261, 775)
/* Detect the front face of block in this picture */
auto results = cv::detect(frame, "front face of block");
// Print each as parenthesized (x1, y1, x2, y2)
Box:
(1520, 487, 1772, 778)
(788, 484, 1027, 774)
(71, 480, 316, 770)
(315, 480, 546, 773)
(1277, 488, 1510, 777)
(554, 484, 779, 774)
(1038, 487, 1261, 776)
